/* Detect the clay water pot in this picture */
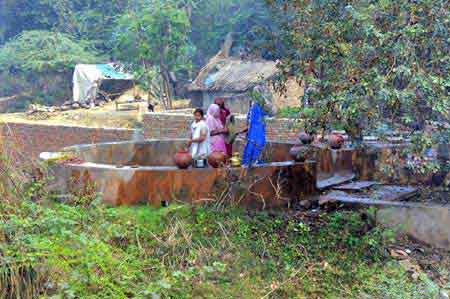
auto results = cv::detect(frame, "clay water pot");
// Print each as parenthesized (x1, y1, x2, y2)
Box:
(208, 152, 226, 168)
(173, 149, 192, 169)
(299, 132, 314, 145)
(328, 134, 344, 149)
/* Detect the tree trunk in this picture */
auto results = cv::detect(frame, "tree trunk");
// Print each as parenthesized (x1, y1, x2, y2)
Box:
(160, 66, 174, 109)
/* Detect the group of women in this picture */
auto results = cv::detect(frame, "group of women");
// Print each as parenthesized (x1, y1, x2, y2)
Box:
(188, 96, 268, 167)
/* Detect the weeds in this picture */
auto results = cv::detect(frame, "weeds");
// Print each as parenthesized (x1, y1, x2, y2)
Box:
(0, 128, 51, 299)
(0, 134, 442, 298)
(0, 194, 441, 299)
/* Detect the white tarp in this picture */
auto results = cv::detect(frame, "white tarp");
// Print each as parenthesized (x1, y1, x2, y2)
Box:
(72, 64, 133, 103)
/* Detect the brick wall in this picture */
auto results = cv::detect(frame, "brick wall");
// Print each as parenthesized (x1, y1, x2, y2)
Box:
(0, 122, 136, 162)
(143, 112, 299, 142)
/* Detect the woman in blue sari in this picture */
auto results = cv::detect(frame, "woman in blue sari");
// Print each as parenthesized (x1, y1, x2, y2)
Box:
(242, 90, 271, 167)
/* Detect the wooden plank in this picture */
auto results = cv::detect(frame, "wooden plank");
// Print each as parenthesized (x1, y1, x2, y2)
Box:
(115, 102, 140, 111)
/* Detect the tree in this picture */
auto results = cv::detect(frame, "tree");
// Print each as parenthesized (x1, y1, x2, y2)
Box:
(0, 0, 58, 44)
(190, 0, 281, 67)
(0, 30, 98, 73)
(113, 0, 193, 108)
(0, 0, 130, 52)
(267, 0, 450, 139)
(50, 0, 131, 52)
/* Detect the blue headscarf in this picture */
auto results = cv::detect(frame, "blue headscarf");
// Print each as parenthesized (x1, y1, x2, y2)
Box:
(242, 102, 266, 166)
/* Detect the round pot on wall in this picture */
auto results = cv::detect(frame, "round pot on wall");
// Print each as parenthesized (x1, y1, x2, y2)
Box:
(328, 134, 344, 150)
(173, 149, 192, 169)
(208, 152, 226, 168)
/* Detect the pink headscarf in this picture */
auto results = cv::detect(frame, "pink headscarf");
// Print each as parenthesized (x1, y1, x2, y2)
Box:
(206, 104, 227, 153)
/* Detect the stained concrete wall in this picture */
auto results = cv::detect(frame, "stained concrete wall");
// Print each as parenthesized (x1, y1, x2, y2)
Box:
(377, 204, 450, 250)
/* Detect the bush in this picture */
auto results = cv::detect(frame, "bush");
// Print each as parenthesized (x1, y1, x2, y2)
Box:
(0, 30, 99, 108)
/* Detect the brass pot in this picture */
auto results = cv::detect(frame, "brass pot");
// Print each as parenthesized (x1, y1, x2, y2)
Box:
(230, 152, 241, 167)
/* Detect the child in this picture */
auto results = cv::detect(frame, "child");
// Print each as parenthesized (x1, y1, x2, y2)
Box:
(188, 108, 210, 159)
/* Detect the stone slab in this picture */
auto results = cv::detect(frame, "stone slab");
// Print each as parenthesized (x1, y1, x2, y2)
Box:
(316, 173, 355, 190)
(319, 185, 418, 205)
(372, 185, 418, 201)
(378, 205, 450, 250)
(333, 181, 379, 191)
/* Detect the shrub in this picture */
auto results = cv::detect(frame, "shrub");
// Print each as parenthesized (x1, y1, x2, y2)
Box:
(0, 30, 99, 108)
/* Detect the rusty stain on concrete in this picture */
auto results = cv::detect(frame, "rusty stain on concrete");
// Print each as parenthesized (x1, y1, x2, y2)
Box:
(43, 140, 317, 208)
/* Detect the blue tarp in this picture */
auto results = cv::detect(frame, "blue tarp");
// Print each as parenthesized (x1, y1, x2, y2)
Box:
(95, 64, 130, 80)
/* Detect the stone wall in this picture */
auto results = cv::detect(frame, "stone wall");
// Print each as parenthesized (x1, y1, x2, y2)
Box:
(142, 112, 299, 142)
(0, 121, 136, 162)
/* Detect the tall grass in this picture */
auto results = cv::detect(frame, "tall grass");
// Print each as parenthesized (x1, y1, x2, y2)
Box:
(0, 125, 48, 299)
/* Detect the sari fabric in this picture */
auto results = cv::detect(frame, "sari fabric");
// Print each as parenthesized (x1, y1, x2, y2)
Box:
(206, 104, 227, 154)
(242, 102, 266, 166)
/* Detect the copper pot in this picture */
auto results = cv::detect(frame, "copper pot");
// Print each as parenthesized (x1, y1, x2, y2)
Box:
(328, 134, 344, 149)
(208, 152, 226, 168)
(173, 149, 192, 169)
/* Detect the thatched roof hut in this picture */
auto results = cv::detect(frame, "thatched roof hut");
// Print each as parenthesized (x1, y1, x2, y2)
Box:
(187, 57, 281, 114)
(187, 33, 303, 114)
(188, 58, 278, 93)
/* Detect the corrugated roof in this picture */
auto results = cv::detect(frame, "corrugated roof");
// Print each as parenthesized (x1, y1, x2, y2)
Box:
(188, 58, 278, 92)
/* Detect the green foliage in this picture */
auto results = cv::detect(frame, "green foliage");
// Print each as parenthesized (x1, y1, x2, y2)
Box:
(0, 0, 131, 51)
(50, 0, 132, 52)
(268, 0, 450, 137)
(0, 183, 439, 299)
(0, 30, 98, 73)
(277, 106, 302, 118)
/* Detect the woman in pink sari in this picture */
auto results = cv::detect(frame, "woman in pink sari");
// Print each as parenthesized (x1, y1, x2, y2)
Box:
(206, 104, 227, 153)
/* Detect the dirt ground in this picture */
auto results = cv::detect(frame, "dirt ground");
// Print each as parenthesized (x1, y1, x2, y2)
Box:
(0, 90, 191, 128)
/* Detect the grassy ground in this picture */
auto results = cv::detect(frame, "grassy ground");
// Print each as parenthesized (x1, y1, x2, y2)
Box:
(1, 189, 444, 299)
